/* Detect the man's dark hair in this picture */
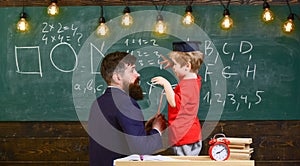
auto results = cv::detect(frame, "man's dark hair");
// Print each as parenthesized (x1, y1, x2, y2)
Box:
(100, 52, 136, 84)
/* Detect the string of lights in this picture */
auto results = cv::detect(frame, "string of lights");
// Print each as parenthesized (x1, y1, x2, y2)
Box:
(16, 0, 299, 35)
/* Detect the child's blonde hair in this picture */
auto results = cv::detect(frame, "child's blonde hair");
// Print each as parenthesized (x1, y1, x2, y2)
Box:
(169, 51, 204, 74)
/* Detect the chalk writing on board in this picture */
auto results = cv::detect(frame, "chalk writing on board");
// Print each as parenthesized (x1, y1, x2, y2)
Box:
(203, 90, 264, 111)
(202, 40, 264, 112)
(14, 22, 84, 77)
(14, 31, 265, 113)
(41, 22, 83, 46)
(124, 38, 161, 67)
(124, 38, 159, 47)
(72, 39, 265, 112)
(73, 37, 163, 95)
(145, 81, 177, 96)
(128, 50, 162, 67)
(73, 79, 105, 94)
(73, 78, 177, 100)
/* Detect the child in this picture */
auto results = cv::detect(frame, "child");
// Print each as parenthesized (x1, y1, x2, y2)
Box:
(151, 41, 204, 156)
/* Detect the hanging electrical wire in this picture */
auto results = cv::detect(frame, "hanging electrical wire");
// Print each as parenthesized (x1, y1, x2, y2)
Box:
(17, 4, 29, 32)
(96, 6, 109, 37)
(282, 0, 298, 33)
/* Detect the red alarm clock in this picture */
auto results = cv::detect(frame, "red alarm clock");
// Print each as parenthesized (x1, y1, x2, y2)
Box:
(208, 133, 230, 161)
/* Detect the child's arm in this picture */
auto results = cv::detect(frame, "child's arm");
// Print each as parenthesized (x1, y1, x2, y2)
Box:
(159, 54, 174, 69)
(151, 76, 176, 107)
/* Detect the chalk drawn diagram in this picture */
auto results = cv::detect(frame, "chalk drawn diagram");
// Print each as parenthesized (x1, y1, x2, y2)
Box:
(15, 46, 43, 77)
(14, 22, 84, 78)
(90, 42, 105, 75)
(50, 42, 78, 73)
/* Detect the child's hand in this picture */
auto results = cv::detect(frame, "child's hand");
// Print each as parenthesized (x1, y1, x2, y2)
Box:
(151, 76, 169, 87)
(151, 76, 176, 108)
(159, 54, 173, 69)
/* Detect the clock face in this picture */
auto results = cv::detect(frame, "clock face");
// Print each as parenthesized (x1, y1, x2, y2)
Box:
(210, 143, 229, 161)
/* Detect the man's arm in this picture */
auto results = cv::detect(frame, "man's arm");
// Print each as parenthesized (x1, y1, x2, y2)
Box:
(118, 105, 166, 154)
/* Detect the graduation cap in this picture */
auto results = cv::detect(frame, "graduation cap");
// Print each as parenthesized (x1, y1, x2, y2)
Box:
(172, 41, 201, 52)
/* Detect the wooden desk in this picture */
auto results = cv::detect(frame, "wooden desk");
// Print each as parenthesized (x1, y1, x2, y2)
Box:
(114, 156, 255, 166)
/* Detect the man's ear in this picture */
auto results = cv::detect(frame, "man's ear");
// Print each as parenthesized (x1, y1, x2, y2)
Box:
(112, 72, 122, 84)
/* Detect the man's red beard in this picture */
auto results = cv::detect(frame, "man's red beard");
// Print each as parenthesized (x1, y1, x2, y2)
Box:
(129, 77, 144, 101)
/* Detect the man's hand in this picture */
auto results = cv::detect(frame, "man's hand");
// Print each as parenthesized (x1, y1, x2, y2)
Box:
(145, 116, 155, 134)
(152, 114, 167, 133)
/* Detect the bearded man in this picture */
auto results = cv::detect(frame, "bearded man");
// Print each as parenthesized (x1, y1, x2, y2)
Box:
(88, 52, 167, 166)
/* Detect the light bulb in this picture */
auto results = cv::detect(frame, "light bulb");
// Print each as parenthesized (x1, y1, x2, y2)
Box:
(121, 6, 133, 27)
(282, 19, 295, 33)
(96, 7, 109, 37)
(282, 13, 295, 33)
(121, 13, 133, 27)
(220, 9, 233, 30)
(182, 12, 195, 25)
(182, 5, 194, 26)
(220, 15, 233, 30)
(261, 1, 274, 23)
(96, 22, 109, 37)
(262, 8, 274, 23)
(17, 12, 29, 32)
(154, 14, 167, 35)
(47, 0, 59, 16)
(154, 20, 167, 35)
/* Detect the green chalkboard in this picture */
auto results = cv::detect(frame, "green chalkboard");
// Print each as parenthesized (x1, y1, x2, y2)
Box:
(1, 5, 300, 121)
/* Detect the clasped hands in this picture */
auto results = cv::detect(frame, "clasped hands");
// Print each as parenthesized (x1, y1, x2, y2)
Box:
(145, 113, 167, 134)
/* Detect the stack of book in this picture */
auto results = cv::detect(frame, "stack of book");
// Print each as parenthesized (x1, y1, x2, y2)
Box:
(226, 137, 253, 160)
